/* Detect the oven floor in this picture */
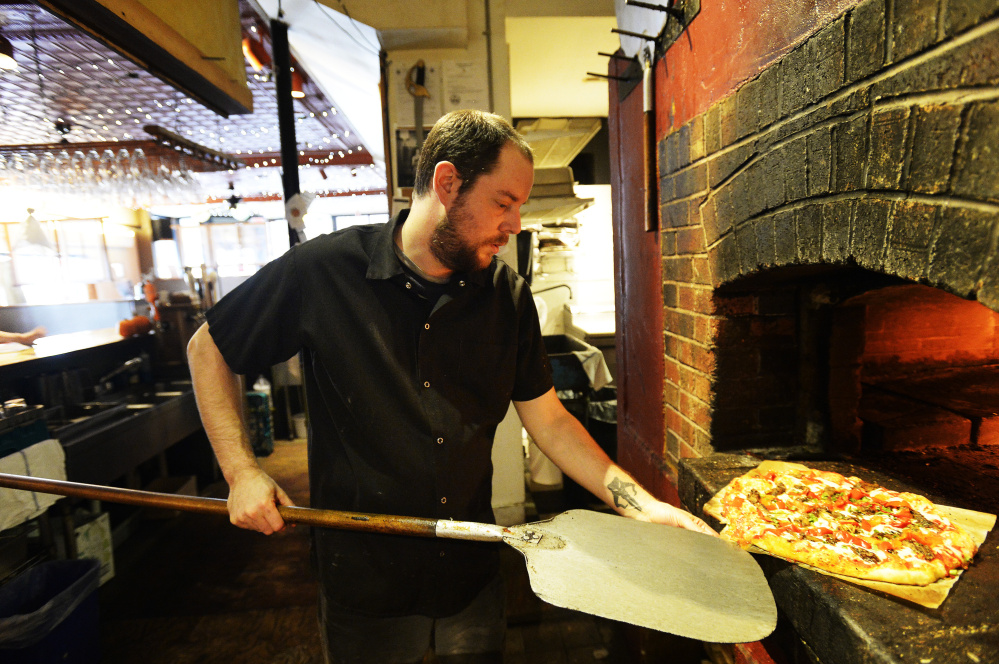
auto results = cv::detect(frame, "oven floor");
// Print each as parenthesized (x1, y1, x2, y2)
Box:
(96, 439, 711, 664)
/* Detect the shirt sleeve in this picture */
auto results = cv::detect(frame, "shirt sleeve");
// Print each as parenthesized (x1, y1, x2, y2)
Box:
(511, 281, 554, 402)
(204, 246, 305, 377)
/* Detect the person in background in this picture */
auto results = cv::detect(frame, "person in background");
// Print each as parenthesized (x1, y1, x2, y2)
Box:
(0, 327, 46, 345)
(187, 110, 715, 664)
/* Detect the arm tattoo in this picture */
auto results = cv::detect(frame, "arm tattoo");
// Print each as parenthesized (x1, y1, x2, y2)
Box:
(607, 477, 643, 512)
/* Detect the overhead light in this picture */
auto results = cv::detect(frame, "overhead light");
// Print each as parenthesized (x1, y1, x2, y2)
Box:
(291, 70, 305, 99)
(0, 30, 15, 70)
(17, 209, 54, 251)
(242, 36, 270, 72)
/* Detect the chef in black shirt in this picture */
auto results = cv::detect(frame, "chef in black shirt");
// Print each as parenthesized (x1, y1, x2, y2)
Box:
(187, 110, 714, 664)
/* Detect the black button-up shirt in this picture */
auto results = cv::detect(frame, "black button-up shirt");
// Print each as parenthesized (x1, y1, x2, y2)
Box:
(205, 211, 553, 617)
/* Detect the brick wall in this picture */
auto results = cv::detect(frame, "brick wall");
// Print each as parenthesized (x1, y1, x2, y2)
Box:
(657, 0, 999, 468)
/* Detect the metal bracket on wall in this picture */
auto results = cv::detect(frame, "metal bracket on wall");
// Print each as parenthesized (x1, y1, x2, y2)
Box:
(605, 0, 700, 102)
(609, 57, 644, 103)
(621, 0, 701, 66)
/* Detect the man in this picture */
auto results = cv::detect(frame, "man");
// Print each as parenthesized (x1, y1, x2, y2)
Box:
(187, 110, 714, 664)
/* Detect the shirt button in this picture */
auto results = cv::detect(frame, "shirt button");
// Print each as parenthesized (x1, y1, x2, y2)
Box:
(441, 497, 447, 504)
(405, 282, 412, 289)
(424, 323, 430, 330)
(424, 381, 430, 388)
(459, 280, 465, 287)
(440, 551, 445, 557)
(437, 437, 444, 445)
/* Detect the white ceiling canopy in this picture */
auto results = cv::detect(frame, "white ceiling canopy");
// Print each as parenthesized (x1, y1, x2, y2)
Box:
(249, 0, 386, 163)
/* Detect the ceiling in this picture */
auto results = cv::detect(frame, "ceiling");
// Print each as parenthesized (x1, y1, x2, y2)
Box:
(0, 1, 620, 219)
(0, 0, 385, 209)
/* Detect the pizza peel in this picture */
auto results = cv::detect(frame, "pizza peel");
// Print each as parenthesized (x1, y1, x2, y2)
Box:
(0, 472, 776, 643)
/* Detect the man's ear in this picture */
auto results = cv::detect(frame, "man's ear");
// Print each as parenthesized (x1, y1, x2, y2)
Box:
(432, 161, 461, 206)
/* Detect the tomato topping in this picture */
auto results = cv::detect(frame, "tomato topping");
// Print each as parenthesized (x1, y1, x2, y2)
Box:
(844, 534, 870, 549)
(908, 531, 943, 547)
(730, 496, 745, 509)
(849, 488, 865, 501)
(875, 540, 895, 551)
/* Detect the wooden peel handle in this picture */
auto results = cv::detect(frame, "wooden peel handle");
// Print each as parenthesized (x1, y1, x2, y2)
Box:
(0, 472, 439, 538)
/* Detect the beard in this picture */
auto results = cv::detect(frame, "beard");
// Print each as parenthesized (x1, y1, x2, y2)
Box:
(429, 194, 504, 273)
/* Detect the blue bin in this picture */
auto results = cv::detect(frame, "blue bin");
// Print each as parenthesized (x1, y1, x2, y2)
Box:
(0, 559, 101, 664)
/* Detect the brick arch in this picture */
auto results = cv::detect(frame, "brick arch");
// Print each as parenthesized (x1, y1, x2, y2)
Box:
(655, 0, 999, 463)
(719, 193, 999, 314)
(656, 0, 999, 312)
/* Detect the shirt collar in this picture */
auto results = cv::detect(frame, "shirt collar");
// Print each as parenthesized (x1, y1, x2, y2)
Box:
(365, 208, 492, 287)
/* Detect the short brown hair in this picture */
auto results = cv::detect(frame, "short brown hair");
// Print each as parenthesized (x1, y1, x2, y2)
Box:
(413, 110, 533, 197)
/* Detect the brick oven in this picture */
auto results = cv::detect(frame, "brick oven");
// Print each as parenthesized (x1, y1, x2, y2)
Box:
(608, 0, 999, 661)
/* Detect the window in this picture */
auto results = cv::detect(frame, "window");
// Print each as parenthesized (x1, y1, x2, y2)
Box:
(172, 217, 290, 278)
(0, 217, 138, 305)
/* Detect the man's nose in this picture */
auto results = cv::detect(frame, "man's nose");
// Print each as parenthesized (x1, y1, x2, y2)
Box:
(501, 209, 522, 235)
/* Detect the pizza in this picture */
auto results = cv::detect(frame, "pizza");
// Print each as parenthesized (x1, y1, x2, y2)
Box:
(703, 465, 979, 586)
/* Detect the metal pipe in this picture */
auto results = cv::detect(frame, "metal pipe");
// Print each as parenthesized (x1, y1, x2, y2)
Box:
(611, 27, 657, 41)
(586, 71, 638, 82)
(625, 0, 685, 20)
(598, 51, 637, 61)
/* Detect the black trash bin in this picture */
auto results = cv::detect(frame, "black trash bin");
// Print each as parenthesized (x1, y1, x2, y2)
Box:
(564, 388, 618, 508)
(586, 387, 617, 459)
(0, 558, 101, 664)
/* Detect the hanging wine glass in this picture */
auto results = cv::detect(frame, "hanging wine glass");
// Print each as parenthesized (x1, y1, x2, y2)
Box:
(22, 153, 40, 189)
(56, 150, 72, 193)
(116, 148, 131, 207)
(85, 150, 101, 195)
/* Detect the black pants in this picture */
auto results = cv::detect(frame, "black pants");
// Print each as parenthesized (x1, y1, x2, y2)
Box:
(319, 576, 506, 664)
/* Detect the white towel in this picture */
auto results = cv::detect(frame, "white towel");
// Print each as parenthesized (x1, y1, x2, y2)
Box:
(571, 347, 613, 391)
(0, 439, 66, 531)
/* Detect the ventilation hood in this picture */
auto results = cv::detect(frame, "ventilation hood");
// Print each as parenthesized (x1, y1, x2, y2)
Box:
(516, 117, 601, 224)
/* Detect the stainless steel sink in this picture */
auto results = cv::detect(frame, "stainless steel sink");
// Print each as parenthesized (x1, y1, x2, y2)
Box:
(49, 384, 193, 444)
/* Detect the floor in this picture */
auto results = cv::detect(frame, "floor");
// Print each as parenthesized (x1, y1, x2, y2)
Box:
(96, 439, 712, 664)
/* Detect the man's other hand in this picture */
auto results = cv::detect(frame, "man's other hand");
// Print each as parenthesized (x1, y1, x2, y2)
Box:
(644, 500, 719, 536)
(226, 466, 294, 534)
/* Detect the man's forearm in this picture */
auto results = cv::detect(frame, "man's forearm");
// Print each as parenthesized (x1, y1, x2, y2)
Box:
(187, 323, 260, 485)
(529, 406, 656, 518)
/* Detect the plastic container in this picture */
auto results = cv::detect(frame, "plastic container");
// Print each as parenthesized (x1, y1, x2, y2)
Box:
(246, 391, 273, 456)
(0, 558, 101, 663)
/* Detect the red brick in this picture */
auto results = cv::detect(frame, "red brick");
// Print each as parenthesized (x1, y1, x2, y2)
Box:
(680, 440, 698, 458)
(692, 429, 715, 456)
(690, 344, 716, 373)
(666, 406, 683, 433)
(712, 293, 758, 316)
(665, 255, 695, 282)
(665, 357, 682, 384)
(677, 285, 698, 310)
(750, 317, 796, 337)
(664, 381, 680, 406)
(693, 315, 713, 344)
(679, 365, 712, 402)
(676, 227, 707, 254)
(980, 416, 999, 446)
(859, 390, 972, 450)
(692, 257, 713, 285)
(734, 641, 781, 664)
